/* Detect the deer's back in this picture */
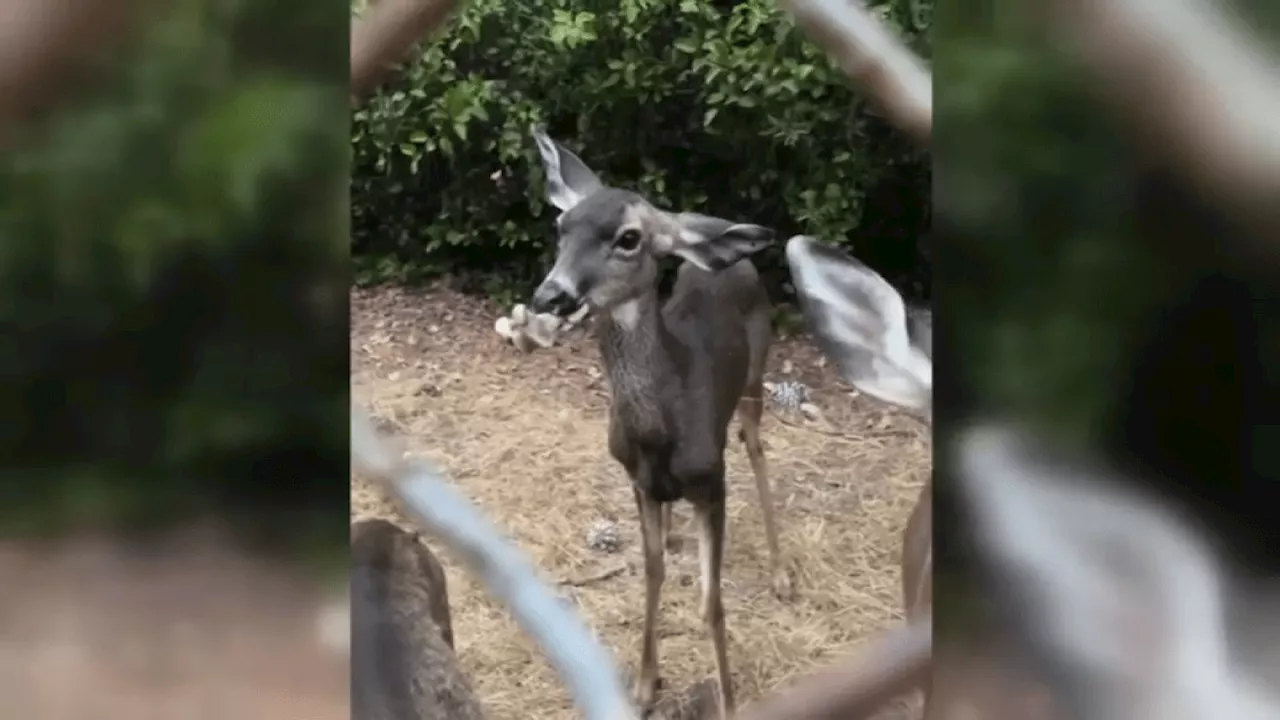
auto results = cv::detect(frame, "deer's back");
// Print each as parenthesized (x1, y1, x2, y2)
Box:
(351, 519, 486, 720)
(663, 259, 771, 410)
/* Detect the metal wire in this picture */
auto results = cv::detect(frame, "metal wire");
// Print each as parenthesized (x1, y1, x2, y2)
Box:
(351, 407, 638, 720)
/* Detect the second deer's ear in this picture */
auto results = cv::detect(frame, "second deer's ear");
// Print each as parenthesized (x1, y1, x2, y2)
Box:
(531, 127, 604, 212)
(786, 235, 931, 414)
(956, 425, 1276, 719)
(665, 212, 774, 271)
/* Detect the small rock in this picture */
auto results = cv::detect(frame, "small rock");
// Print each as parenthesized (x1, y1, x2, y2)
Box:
(782, 360, 794, 374)
(767, 380, 811, 411)
(494, 316, 515, 339)
(800, 402, 821, 420)
(586, 520, 622, 553)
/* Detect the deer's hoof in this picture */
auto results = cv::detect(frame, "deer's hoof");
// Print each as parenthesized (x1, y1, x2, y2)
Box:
(771, 566, 796, 602)
(631, 672, 662, 712)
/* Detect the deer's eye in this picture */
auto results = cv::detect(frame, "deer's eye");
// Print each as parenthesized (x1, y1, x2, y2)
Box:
(613, 229, 642, 252)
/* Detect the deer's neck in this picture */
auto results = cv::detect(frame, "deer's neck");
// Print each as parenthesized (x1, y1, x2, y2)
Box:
(597, 292, 675, 421)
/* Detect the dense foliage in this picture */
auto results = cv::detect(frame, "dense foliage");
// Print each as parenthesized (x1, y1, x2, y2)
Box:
(0, 0, 350, 563)
(351, 0, 933, 301)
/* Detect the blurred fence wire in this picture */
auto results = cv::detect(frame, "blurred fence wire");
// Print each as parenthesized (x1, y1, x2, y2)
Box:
(0, 0, 140, 142)
(1031, 0, 1280, 238)
(350, 407, 638, 720)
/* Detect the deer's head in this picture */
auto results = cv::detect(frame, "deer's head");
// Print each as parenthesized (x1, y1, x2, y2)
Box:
(528, 128, 774, 318)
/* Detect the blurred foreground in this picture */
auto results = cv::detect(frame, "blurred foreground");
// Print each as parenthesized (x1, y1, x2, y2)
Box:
(0, 531, 349, 720)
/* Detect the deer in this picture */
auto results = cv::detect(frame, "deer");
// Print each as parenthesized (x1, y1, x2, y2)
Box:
(525, 127, 791, 716)
(786, 235, 1064, 720)
(784, 233, 936, 715)
(786, 235, 1058, 720)
(351, 518, 488, 720)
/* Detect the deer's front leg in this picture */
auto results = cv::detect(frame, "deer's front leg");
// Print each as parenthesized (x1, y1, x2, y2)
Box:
(633, 486, 666, 711)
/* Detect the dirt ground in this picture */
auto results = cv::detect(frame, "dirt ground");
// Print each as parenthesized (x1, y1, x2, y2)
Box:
(351, 283, 931, 720)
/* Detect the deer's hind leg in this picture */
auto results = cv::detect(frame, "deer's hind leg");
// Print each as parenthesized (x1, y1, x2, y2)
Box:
(694, 496, 734, 717)
(660, 501, 683, 553)
(738, 383, 792, 600)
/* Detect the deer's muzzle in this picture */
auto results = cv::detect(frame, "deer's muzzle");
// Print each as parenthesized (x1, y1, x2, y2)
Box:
(530, 280, 582, 317)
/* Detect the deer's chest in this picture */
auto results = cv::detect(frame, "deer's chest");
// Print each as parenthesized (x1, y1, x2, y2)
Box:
(606, 391, 726, 503)
(606, 393, 669, 467)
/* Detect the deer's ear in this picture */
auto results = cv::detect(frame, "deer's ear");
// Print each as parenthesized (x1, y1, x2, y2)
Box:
(531, 127, 604, 211)
(785, 235, 931, 413)
(956, 426, 1272, 719)
(665, 212, 773, 271)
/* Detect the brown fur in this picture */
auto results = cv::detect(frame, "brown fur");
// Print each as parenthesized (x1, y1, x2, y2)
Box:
(351, 519, 487, 720)
(898, 483, 1060, 720)
(902, 480, 932, 621)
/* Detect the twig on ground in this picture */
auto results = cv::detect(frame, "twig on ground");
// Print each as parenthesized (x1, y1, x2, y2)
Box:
(351, 407, 638, 720)
(768, 407, 929, 444)
(559, 564, 629, 587)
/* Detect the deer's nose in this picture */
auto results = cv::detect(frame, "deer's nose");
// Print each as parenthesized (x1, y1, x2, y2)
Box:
(530, 281, 581, 317)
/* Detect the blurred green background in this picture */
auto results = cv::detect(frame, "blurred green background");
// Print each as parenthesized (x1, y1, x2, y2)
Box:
(937, 0, 1279, 442)
(934, 1, 1280, 628)
(0, 0, 350, 565)
(350, 0, 933, 306)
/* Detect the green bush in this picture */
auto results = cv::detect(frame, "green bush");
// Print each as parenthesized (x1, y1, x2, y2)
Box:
(0, 0, 349, 564)
(351, 0, 933, 299)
